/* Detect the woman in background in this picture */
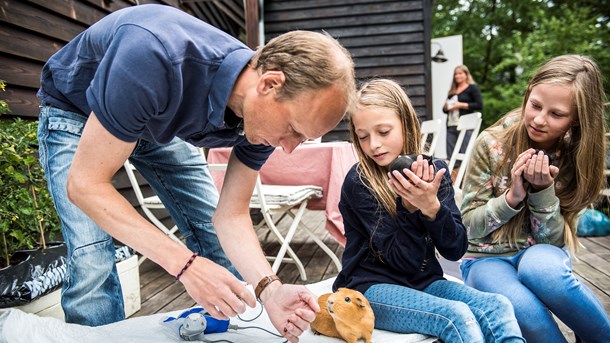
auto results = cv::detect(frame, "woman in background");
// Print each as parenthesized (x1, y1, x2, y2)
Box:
(443, 65, 483, 161)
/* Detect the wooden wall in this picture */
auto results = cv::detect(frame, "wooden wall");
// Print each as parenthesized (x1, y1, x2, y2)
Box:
(264, 0, 433, 141)
(0, 0, 185, 231)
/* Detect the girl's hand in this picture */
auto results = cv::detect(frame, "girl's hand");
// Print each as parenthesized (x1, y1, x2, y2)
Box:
(412, 155, 434, 182)
(506, 149, 534, 208)
(389, 156, 446, 219)
(389, 155, 433, 211)
(523, 150, 559, 191)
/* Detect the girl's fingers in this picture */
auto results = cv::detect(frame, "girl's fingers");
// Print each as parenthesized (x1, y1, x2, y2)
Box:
(403, 168, 422, 187)
(513, 162, 527, 177)
(414, 155, 424, 178)
(534, 152, 544, 174)
(421, 158, 430, 181)
(518, 148, 536, 159)
(526, 157, 536, 176)
(540, 154, 550, 178)
(432, 168, 446, 186)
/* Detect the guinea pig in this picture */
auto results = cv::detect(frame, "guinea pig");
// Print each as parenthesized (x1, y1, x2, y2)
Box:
(311, 288, 375, 343)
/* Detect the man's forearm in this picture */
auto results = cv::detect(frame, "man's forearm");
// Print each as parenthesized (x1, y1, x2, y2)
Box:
(213, 210, 275, 288)
(69, 180, 191, 276)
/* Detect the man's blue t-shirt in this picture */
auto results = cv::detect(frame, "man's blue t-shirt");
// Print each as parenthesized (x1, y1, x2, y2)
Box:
(37, 4, 273, 170)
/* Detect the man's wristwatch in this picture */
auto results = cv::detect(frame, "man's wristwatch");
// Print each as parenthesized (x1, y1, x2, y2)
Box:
(255, 275, 281, 302)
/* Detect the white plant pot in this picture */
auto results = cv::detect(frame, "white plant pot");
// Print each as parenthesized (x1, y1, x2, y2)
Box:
(15, 254, 141, 320)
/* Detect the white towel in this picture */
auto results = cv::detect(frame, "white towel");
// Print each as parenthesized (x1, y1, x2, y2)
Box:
(0, 277, 436, 343)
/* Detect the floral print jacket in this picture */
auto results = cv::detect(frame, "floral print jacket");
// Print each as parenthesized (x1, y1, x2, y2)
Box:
(460, 116, 566, 258)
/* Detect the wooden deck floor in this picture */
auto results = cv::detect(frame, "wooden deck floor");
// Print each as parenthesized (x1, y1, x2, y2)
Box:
(133, 210, 610, 341)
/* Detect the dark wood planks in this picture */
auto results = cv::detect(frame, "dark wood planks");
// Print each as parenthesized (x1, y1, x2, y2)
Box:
(263, 0, 434, 142)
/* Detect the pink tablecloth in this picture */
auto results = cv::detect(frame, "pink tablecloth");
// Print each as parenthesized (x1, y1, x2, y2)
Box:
(207, 142, 357, 246)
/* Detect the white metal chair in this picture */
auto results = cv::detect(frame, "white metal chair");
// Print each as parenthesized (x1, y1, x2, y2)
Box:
(447, 112, 483, 206)
(123, 161, 186, 265)
(208, 163, 342, 281)
(420, 118, 443, 156)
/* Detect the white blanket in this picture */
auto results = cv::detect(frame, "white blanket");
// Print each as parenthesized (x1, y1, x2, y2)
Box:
(0, 277, 436, 343)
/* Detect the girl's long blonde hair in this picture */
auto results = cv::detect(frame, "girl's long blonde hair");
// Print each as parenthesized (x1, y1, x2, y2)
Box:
(490, 55, 607, 254)
(349, 79, 422, 217)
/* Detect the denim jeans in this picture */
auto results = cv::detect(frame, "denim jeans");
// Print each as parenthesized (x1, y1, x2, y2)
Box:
(461, 244, 610, 343)
(364, 280, 524, 343)
(37, 104, 237, 326)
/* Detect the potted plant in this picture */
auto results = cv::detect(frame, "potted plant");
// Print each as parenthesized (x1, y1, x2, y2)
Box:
(0, 80, 65, 315)
(0, 81, 140, 319)
(0, 80, 62, 268)
(0, 119, 62, 268)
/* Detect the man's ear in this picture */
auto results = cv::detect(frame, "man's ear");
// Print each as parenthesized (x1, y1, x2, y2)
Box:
(257, 71, 286, 95)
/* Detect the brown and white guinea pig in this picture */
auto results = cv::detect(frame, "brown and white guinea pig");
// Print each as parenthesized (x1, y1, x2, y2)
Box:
(311, 288, 375, 343)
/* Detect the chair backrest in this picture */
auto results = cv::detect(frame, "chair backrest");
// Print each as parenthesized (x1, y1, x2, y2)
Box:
(207, 164, 321, 211)
(420, 118, 443, 156)
(207, 160, 334, 279)
(123, 159, 184, 253)
(447, 112, 482, 190)
(123, 160, 146, 207)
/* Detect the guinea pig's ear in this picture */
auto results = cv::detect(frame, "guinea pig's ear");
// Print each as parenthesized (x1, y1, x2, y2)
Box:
(356, 297, 367, 308)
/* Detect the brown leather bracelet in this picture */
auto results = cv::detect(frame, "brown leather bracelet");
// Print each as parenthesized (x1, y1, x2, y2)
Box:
(254, 275, 280, 302)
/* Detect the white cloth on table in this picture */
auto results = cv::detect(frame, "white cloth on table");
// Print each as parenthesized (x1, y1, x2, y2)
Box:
(251, 185, 323, 206)
(0, 277, 437, 343)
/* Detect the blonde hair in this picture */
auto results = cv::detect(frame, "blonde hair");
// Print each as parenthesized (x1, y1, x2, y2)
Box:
(349, 79, 422, 217)
(252, 30, 356, 112)
(447, 65, 476, 96)
(490, 55, 607, 254)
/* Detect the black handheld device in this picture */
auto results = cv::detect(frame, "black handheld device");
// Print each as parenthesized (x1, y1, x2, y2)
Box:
(388, 154, 433, 179)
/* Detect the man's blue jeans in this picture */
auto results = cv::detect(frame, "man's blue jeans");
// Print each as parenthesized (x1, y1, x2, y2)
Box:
(461, 244, 610, 343)
(364, 280, 524, 342)
(37, 104, 238, 326)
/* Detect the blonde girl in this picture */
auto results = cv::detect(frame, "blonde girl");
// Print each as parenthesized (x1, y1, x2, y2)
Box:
(334, 79, 524, 342)
(460, 55, 610, 342)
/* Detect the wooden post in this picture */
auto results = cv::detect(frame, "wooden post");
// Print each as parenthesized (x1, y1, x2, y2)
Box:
(245, 0, 259, 49)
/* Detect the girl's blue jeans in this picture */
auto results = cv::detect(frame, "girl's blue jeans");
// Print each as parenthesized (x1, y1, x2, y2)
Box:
(461, 244, 610, 343)
(37, 104, 237, 326)
(364, 280, 524, 342)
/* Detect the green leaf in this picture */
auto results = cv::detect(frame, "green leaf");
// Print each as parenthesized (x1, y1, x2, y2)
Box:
(0, 118, 61, 267)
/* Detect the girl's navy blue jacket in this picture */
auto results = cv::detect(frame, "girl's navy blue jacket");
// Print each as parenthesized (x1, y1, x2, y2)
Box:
(333, 160, 467, 294)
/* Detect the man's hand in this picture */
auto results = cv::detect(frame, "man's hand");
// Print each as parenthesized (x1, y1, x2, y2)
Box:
(179, 256, 256, 319)
(262, 284, 320, 343)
